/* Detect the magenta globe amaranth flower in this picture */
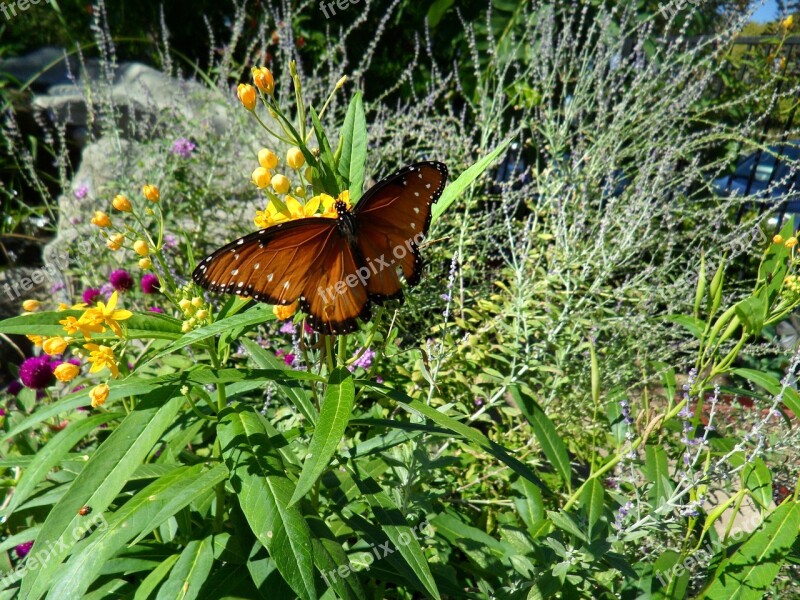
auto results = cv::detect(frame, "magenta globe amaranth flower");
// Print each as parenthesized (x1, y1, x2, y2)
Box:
(141, 274, 160, 294)
(15, 541, 33, 559)
(82, 287, 102, 304)
(109, 269, 134, 292)
(6, 380, 22, 396)
(19, 356, 55, 389)
(149, 306, 164, 313)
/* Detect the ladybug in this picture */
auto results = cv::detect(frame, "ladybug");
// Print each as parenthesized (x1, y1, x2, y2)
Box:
(78, 505, 92, 516)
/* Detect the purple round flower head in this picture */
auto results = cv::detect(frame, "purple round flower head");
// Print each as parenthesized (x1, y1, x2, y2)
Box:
(48, 359, 62, 373)
(171, 137, 196, 158)
(283, 353, 296, 366)
(303, 323, 313, 335)
(6, 380, 22, 396)
(99, 283, 115, 299)
(73, 184, 89, 199)
(82, 287, 102, 304)
(141, 274, 160, 294)
(109, 269, 133, 292)
(15, 541, 33, 559)
(19, 356, 55, 389)
(67, 358, 81, 367)
(149, 306, 164, 313)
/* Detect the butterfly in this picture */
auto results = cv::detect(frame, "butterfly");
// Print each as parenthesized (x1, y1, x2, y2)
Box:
(192, 161, 448, 334)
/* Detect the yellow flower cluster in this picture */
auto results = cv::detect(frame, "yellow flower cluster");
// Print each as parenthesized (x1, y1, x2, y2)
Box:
(91, 185, 158, 269)
(785, 274, 800, 297)
(178, 295, 210, 332)
(253, 190, 350, 229)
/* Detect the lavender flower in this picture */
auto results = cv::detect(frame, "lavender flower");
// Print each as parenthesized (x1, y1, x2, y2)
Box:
(73, 184, 89, 199)
(279, 321, 295, 334)
(171, 137, 196, 158)
(99, 283, 115, 299)
(349, 347, 375, 371)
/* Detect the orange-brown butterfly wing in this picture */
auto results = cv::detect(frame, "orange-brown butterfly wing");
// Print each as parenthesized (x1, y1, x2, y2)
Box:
(354, 161, 447, 300)
(192, 218, 369, 333)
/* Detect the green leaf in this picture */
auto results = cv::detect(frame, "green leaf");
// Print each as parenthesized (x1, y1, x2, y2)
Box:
(742, 458, 772, 511)
(427, 0, 455, 27)
(430, 138, 512, 224)
(580, 478, 605, 539)
(759, 218, 793, 306)
(702, 500, 800, 599)
(645, 446, 672, 507)
(664, 314, 706, 338)
(510, 386, 572, 488)
(0, 310, 182, 340)
(290, 368, 354, 506)
(217, 404, 317, 600)
(732, 368, 800, 418)
(156, 537, 214, 600)
(1, 413, 121, 518)
(606, 388, 629, 447)
(50, 464, 228, 600)
(19, 392, 183, 600)
(652, 550, 689, 599)
(338, 92, 368, 203)
(369, 382, 549, 491)
(142, 304, 275, 366)
(309, 105, 342, 194)
(348, 473, 441, 600)
(733, 291, 768, 336)
(133, 555, 180, 600)
(241, 338, 317, 424)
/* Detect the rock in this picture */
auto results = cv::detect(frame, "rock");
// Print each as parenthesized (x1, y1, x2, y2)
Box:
(0, 46, 80, 91)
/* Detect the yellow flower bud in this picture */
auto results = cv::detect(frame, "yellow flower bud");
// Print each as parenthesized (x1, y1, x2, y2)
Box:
(252, 167, 272, 189)
(304, 167, 315, 182)
(133, 240, 149, 256)
(294, 186, 307, 198)
(107, 233, 124, 251)
(273, 301, 298, 320)
(181, 320, 192, 332)
(335, 75, 347, 89)
(138, 257, 152, 269)
(43, 336, 68, 356)
(191, 297, 203, 308)
(774, 235, 784, 244)
(91, 211, 112, 228)
(90, 383, 110, 408)
(54, 363, 80, 383)
(142, 184, 160, 203)
(196, 309, 208, 320)
(783, 14, 794, 30)
(258, 148, 279, 170)
(22, 299, 41, 312)
(786, 237, 798, 249)
(271, 174, 291, 195)
(286, 147, 305, 169)
(237, 83, 257, 111)
(112, 194, 132, 212)
(252, 66, 275, 95)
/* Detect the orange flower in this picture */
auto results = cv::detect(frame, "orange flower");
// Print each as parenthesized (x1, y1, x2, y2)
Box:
(91, 211, 112, 228)
(237, 83, 257, 111)
(252, 66, 274, 95)
(83, 343, 120, 378)
(112, 194, 132, 212)
(142, 184, 160, 203)
(273, 301, 298, 320)
(54, 363, 80, 383)
(90, 383, 110, 407)
(83, 291, 133, 337)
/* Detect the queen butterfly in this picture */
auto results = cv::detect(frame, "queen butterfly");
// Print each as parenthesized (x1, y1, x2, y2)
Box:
(192, 161, 448, 334)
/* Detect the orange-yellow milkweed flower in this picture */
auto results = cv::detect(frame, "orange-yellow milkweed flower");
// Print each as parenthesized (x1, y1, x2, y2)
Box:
(22, 299, 41, 312)
(107, 233, 124, 251)
(83, 343, 120, 378)
(271, 174, 291, 195)
(259, 148, 279, 170)
(54, 363, 80, 383)
(252, 66, 275, 95)
(133, 240, 149, 256)
(237, 83, 257, 111)
(287, 147, 305, 169)
(91, 211, 112, 228)
(284, 195, 321, 220)
(783, 14, 794, 30)
(26, 334, 44, 347)
(142, 184, 160, 203)
(42, 336, 68, 356)
(320, 191, 351, 218)
(252, 167, 272, 189)
(774, 234, 785, 244)
(139, 257, 152, 269)
(273, 301, 298, 320)
(112, 194, 132, 212)
(83, 291, 133, 338)
(786, 237, 798, 249)
(90, 383, 110, 407)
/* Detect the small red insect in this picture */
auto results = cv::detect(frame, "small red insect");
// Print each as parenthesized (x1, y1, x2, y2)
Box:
(78, 505, 92, 516)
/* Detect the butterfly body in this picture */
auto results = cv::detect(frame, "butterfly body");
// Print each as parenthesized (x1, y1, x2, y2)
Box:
(193, 161, 448, 334)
